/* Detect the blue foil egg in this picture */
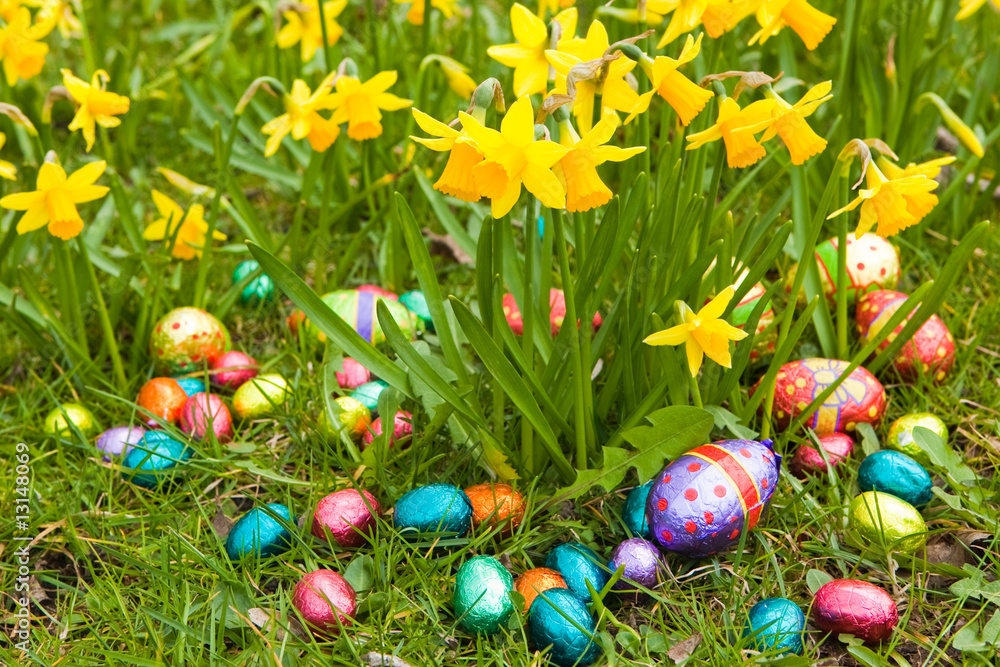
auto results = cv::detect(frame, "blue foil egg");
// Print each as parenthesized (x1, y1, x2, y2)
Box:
(174, 377, 207, 396)
(858, 450, 934, 508)
(226, 503, 295, 560)
(623, 480, 653, 538)
(394, 484, 473, 536)
(400, 290, 434, 332)
(743, 597, 806, 655)
(545, 543, 608, 599)
(351, 380, 389, 415)
(121, 431, 191, 488)
(529, 588, 601, 667)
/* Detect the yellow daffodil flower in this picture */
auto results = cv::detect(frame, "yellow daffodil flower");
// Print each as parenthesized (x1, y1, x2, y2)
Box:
(701, 0, 760, 37)
(33, 0, 81, 37)
(554, 113, 645, 212)
(538, 0, 575, 17)
(626, 33, 713, 127)
(750, 0, 836, 51)
(411, 108, 484, 202)
(262, 74, 340, 156)
(0, 133, 16, 181)
(757, 81, 832, 165)
(686, 97, 779, 168)
(459, 96, 567, 217)
(0, 160, 108, 240)
(394, 0, 460, 25)
(875, 155, 955, 225)
(323, 71, 412, 141)
(0, 8, 53, 86)
(61, 69, 130, 153)
(956, 0, 999, 19)
(488, 3, 580, 97)
(826, 162, 938, 238)
(143, 190, 227, 260)
(644, 285, 749, 376)
(650, 0, 711, 48)
(918, 92, 985, 159)
(545, 20, 639, 134)
(277, 0, 347, 62)
(425, 55, 477, 98)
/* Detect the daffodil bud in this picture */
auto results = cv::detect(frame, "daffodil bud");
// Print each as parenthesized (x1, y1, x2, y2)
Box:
(337, 58, 360, 80)
(918, 92, 985, 158)
(470, 78, 504, 123)
(617, 43, 646, 64)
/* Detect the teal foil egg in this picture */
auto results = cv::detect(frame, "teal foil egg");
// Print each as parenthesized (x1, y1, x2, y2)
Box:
(174, 377, 206, 396)
(545, 543, 608, 599)
(122, 431, 191, 488)
(623, 480, 653, 538)
(858, 450, 934, 507)
(226, 503, 295, 560)
(233, 260, 275, 304)
(400, 290, 434, 332)
(394, 484, 472, 537)
(351, 380, 389, 415)
(743, 597, 806, 655)
(529, 588, 601, 667)
(453, 556, 514, 634)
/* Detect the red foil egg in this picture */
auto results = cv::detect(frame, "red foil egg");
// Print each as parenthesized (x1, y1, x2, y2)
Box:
(312, 488, 381, 548)
(179, 393, 233, 442)
(503, 289, 603, 337)
(464, 483, 526, 532)
(856, 290, 956, 382)
(136, 378, 189, 426)
(790, 433, 855, 476)
(337, 358, 372, 390)
(362, 410, 413, 448)
(210, 350, 258, 389)
(813, 579, 898, 644)
(292, 569, 357, 635)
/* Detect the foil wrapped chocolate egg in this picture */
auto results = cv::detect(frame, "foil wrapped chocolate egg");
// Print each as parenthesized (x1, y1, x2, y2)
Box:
(503, 289, 603, 337)
(122, 431, 191, 488)
(292, 569, 357, 635)
(885, 413, 946, 466)
(464, 483, 526, 532)
(514, 568, 567, 612)
(289, 289, 417, 347)
(232, 373, 289, 419)
(790, 433, 854, 477)
(453, 556, 515, 634)
(136, 378, 189, 426)
(312, 488, 380, 548)
(545, 543, 608, 599)
(43, 402, 98, 437)
(394, 484, 472, 536)
(174, 377, 206, 396)
(400, 289, 434, 331)
(848, 491, 926, 553)
(337, 358, 371, 389)
(149, 307, 230, 373)
(180, 393, 233, 442)
(362, 410, 414, 449)
(857, 290, 956, 382)
(742, 597, 806, 655)
(358, 284, 398, 300)
(210, 350, 258, 390)
(226, 503, 295, 560)
(762, 358, 886, 434)
(788, 233, 900, 303)
(96, 426, 145, 461)
(647, 439, 781, 559)
(813, 579, 898, 644)
(320, 396, 372, 441)
(607, 538, 663, 591)
(529, 588, 601, 667)
(858, 450, 933, 508)
(622, 480, 653, 538)
(350, 380, 388, 414)
(232, 260, 275, 304)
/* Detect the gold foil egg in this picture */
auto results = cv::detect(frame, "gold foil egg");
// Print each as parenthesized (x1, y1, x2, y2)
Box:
(232, 374, 289, 419)
(848, 491, 926, 553)
(885, 413, 947, 466)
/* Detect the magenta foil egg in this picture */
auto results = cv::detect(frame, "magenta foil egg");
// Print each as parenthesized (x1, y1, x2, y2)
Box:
(790, 433, 855, 477)
(813, 579, 899, 644)
(96, 426, 145, 461)
(608, 538, 663, 591)
(292, 569, 357, 635)
(312, 488, 381, 548)
(210, 350, 258, 389)
(362, 410, 413, 448)
(179, 393, 233, 442)
(337, 358, 371, 390)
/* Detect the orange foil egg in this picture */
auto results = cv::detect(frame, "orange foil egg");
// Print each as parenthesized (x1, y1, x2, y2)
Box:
(514, 568, 567, 612)
(136, 378, 189, 426)
(464, 483, 526, 532)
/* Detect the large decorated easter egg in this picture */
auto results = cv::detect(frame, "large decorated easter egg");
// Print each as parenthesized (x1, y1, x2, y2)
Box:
(393, 484, 472, 536)
(788, 233, 899, 303)
(174, 377, 206, 396)
(607, 538, 663, 591)
(232, 373, 289, 419)
(210, 351, 258, 390)
(764, 359, 886, 435)
(225, 503, 295, 560)
(730, 280, 776, 361)
(647, 439, 781, 559)
(136, 378, 188, 426)
(529, 588, 601, 667)
(856, 290, 956, 382)
(503, 289, 603, 337)
(96, 426, 145, 461)
(337, 358, 371, 389)
(149, 307, 230, 373)
(790, 433, 854, 477)
(362, 410, 413, 449)
(858, 450, 933, 508)
(288, 289, 417, 346)
(400, 290, 434, 331)
(453, 556, 514, 635)
(44, 402, 98, 437)
(312, 488, 380, 548)
(232, 260, 275, 304)
(813, 579, 898, 643)
(514, 568, 567, 612)
(622, 480, 653, 538)
(848, 491, 926, 553)
(464, 483, 525, 533)
(179, 393, 233, 442)
(743, 597, 806, 655)
(292, 569, 356, 635)
(545, 543, 608, 599)
(358, 284, 398, 300)
(122, 431, 191, 488)
(885, 412, 946, 466)
(350, 380, 388, 414)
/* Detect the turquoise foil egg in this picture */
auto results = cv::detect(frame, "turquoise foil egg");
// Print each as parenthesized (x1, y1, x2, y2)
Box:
(529, 588, 601, 667)
(453, 555, 514, 634)
(858, 450, 934, 508)
(545, 543, 608, 599)
(226, 503, 295, 560)
(174, 377, 206, 396)
(743, 597, 806, 655)
(394, 484, 473, 537)
(400, 290, 434, 332)
(623, 480, 653, 538)
(233, 260, 275, 304)
(122, 431, 191, 488)
(351, 380, 389, 415)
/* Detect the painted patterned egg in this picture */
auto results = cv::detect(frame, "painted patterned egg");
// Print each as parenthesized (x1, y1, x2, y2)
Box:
(848, 491, 926, 553)
(790, 433, 854, 477)
(289, 289, 417, 346)
(813, 579, 898, 644)
(312, 488, 381, 548)
(503, 289, 603, 337)
(858, 451, 934, 508)
(358, 284, 398, 300)
(464, 483, 526, 532)
(149, 307, 230, 373)
(362, 410, 414, 449)
(514, 568, 567, 612)
(210, 350, 258, 390)
(232, 260, 275, 304)
(292, 569, 357, 635)
(622, 480, 653, 538)
(337, 358, 371, 389)
(136, 378, 188, 426)
(545, 543, 608, 599)
(856, 290, 956, 382)
(647, 439, 781, 558)
(788, 233, 900, 303)
(174, 377, 206, 396)
(529, 588, 601, 667)
(393, 484, 473, 536)
(453, 556, 515, 635)
(885, 413, 946, 466)
(179, 393, 233, 442)
(232, 373, 289, 419)
(44, 402, 98, 437)
(764, 358, 886, 435)
(400, 289, 434, 331)
(96, 426, 145, 461)
(320, 396, 372, 441)
(743, 597, 806, 655)
(121, 431, 191, 488)
(350, 380, 388, 414)
(607, 538, 663, 591)
(225, 503, 295, 560)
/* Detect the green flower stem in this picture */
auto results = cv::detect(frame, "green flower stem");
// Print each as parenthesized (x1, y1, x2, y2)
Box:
(53, 241, 90, 357)
(316, 0, 335, 72)
(521, 205, 536, 475)
(835, 181, 849, 359)
(366, 0, 381, 71)
(314, 150, 336, 295)
(276, 147, 325, 258)
(421, 3, 433, 58)
(492, 214, 506, 440)
(77, 238, 127, 391)
(688, 368, 703, 409)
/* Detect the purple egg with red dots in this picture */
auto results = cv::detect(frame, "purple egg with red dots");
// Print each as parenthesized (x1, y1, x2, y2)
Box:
(647, 439, 781, 559)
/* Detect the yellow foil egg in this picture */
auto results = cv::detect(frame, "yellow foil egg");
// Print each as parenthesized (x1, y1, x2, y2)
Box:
(848, 491, 926, 553)
(319, 396, 372, 441)
(886, 413, 946, 466)
(232, 374, 289, 419)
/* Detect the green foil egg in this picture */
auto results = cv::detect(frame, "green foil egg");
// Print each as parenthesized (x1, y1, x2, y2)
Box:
(149, 307, 230, 374)
(848, 491, 926, 553)
(399, 290, 434, 332)
(885, 413, 947, 466)
(453, 556, 514, 635)
(43, 403, 98, 437)
(351, 380, 389, 415)
(858, 451, 934, 507)
(742, 597, 806, 655)
(529, 588, 601, 667)
(232, 373, 289, 419)
(232, 260, 275, 304)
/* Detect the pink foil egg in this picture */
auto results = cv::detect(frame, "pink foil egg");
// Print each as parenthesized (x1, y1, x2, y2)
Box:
(813, 579, 898, 644)
(179, 393, 233, 442)
(210, 350, 258, 389)
(337, 358, 372, 390)
(312, 488, 381, 548)
(362, 410, 413, 448)
(292, 569, 357, 635)
(790, 433, 855, 477)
